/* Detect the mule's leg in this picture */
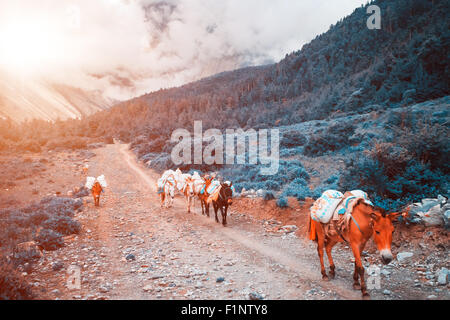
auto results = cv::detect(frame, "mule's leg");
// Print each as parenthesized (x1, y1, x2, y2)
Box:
(358, 242, 370, 298)
(222, 205, 228, 226)
(350, 242, 368, 296)
(352, 263, 360, 290)
(165, 191, 170, 208)
(160, 194, 164, 208)
(325, 239, 338, 279)
(187, 195, 191, 213)
(205, 202, 210, 217)
(314, 221, 328, 280)
(351, 242, 360, 290)
(200, 198, 205, 215)
(213, 203, 219, 223)
(358, 265, 369, 298)
(218, 205, 225, 225)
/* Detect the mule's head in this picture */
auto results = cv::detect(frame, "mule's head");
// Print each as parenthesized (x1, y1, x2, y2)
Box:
(203, 175, 214, 187)
(166, 176, 176, 198)
(221, 182, 233, 205)
(92, 182, 102, 205)
(185, 177, 194, 197)
(92, 182, 102, 198)
(357, 200, 402, 264)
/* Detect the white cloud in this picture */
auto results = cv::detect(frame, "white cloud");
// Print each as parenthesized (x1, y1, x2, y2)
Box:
(0, 0, 366, 101)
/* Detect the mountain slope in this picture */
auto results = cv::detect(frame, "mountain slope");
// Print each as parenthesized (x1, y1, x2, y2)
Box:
(0, 72, 114, 122)
(85, 0, 448, 140)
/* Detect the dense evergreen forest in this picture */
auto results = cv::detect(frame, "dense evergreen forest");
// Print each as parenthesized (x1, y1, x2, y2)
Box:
(82, 0, 449, 140)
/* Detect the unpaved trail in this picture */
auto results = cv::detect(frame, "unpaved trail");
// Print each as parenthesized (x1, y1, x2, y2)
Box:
(34, 143, 440, 300)
(118, 143, 360, 299)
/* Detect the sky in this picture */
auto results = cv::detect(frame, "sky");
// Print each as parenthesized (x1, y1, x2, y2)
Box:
(0, 0, 367, 101)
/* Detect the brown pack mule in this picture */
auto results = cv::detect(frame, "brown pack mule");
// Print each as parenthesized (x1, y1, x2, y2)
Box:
(309, 199, 404, 298)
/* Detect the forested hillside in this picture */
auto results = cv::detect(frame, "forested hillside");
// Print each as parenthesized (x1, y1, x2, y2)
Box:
(82, 0, 449, 140)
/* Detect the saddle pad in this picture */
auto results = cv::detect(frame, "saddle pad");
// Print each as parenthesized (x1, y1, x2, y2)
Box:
(85, 177, 96, 190)
(207, 185, 222, 203)
(350, 190, 372, 204)
(97, 175, 107, 188)
(333, 190, 373, 220)
(310, 190, 344, 224)
(191, 171, 201, 180)
(206, 180, 221, 194)
(156, 177, 165, 194)
(156, 176, 175, 193)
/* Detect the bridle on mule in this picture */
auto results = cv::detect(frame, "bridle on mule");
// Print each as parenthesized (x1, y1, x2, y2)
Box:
(218, 185, 232, 202)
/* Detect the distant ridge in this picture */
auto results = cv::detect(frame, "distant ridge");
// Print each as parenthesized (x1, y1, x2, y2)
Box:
(0, 72, 114, 122)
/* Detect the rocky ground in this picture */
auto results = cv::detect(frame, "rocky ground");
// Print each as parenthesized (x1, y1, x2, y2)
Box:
(4, 143, 449, 300)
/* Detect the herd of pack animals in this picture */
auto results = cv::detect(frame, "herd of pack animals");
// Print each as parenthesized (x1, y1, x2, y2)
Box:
(81, 162, 408, 298)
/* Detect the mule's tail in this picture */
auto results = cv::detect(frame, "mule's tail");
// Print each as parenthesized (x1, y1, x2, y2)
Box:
(308, 216, 317, 241)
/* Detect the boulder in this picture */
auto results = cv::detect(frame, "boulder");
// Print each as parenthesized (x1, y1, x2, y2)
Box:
(408, 197, 447, 227)
(216, 277, 225, 283)
(437, 268, 448, 286)
(396, 252, 414, 263)
(125, 254, 136, 261)
(443, 210, 450, 229)
(437, 195, 447, 204)
(249, 292, 264, 300)
(422, 204, 444, 227)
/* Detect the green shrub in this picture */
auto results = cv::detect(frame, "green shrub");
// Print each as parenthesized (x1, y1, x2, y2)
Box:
(281, 130, 307, 148)
(0, 258, 34, 300)
(304, 123, 357, 157)
(395, 121, 449, 172)
(42, 216, 81, 236)
(33, 229, 64, 251)
(276, 196, 288, 208)
(263, 191, 275, 201)
(46, 137, 88, 150)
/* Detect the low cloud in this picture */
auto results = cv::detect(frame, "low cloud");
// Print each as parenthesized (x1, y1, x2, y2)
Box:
(0, 0, 366, 101)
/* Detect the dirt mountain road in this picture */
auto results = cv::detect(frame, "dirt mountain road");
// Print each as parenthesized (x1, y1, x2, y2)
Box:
(33, 143, 440, 300)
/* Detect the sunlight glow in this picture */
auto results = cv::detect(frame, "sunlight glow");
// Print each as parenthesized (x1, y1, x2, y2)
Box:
(0, 18, 62, 76)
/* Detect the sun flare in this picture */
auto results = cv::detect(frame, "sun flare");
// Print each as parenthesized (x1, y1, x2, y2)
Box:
(0, 18, 62, 76)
